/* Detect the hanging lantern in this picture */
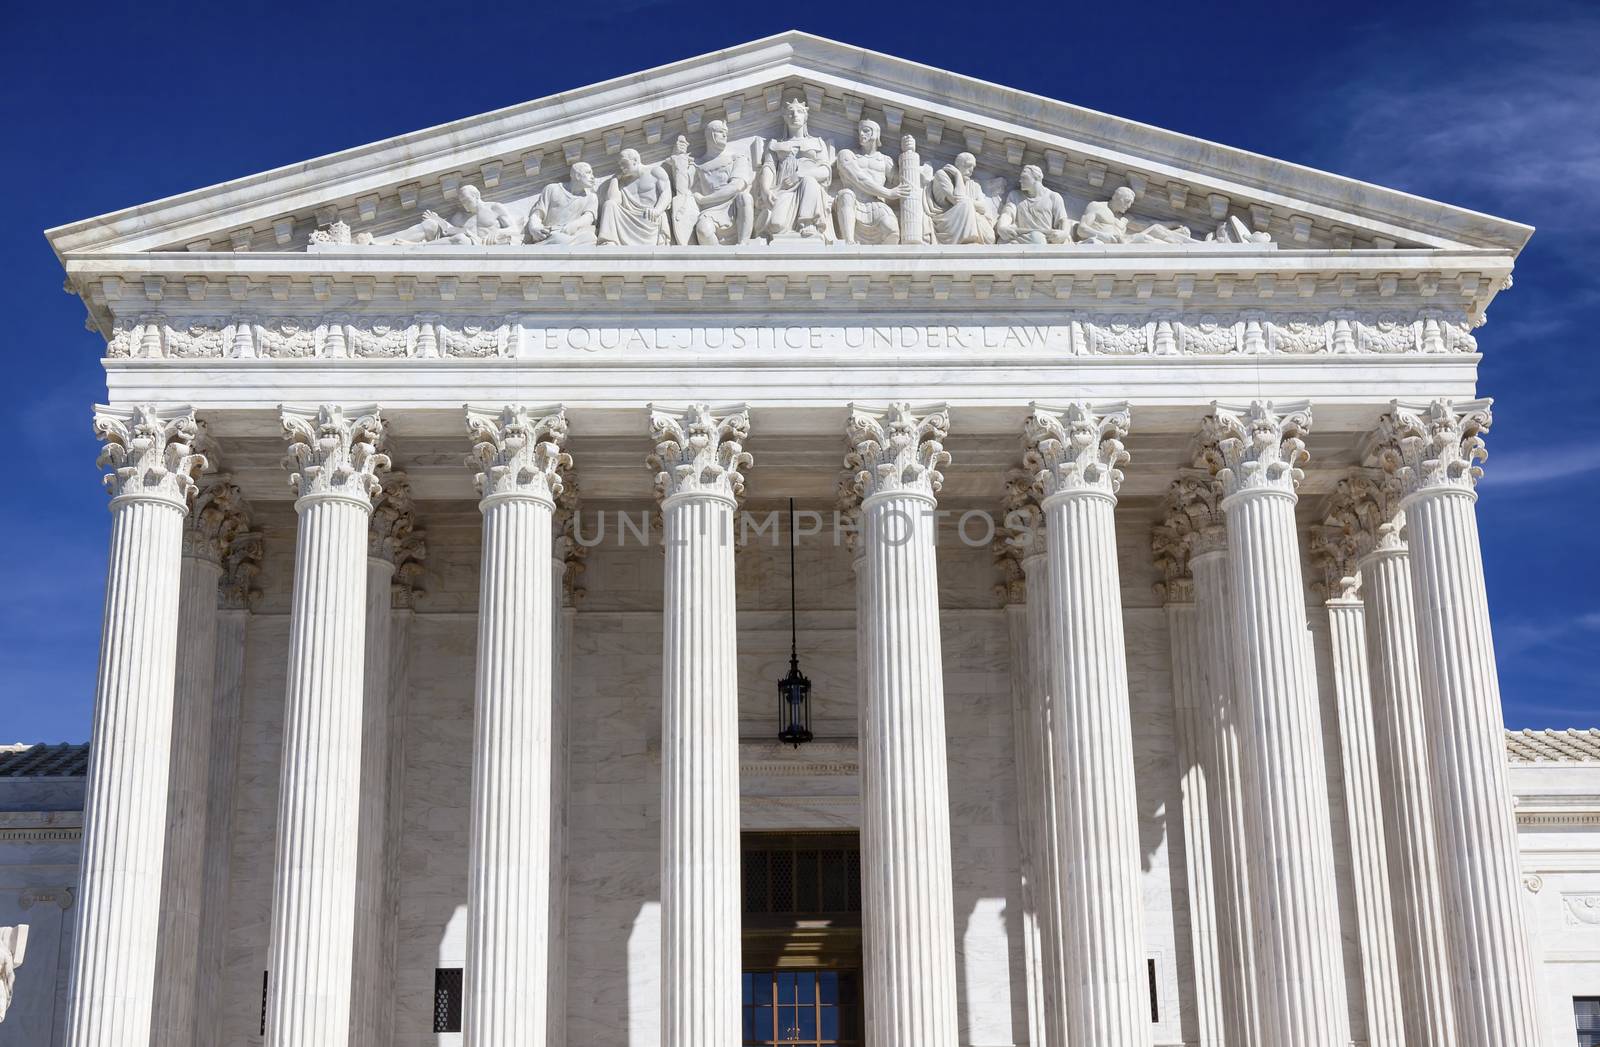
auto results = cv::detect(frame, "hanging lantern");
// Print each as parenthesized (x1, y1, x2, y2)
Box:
(777, 498, 814, 748)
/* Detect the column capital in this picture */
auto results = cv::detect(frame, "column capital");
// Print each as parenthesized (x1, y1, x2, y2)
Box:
(648, 403, 752, 505)
(218, 531, 265, 610)
(1376, 398, 1492, 500)
(1164, 469, 1228, 559)
(845, 402, 949, 503)
(835, 472, 864, 562)
(466, 404, 570, 506)
(554, 478, 588, 607)
(370, 472, 427, 600)
(1331, 471, 1408, 564)
(1308, 520, 1362, 603)
(994, 470, 1042, 605)
(94, 403, 206, 510)
(281, 404, 389, 509)
(184, 475, 251, 564)
(1023, 401, 1130, 502)
(1200, 400, 1313, 500)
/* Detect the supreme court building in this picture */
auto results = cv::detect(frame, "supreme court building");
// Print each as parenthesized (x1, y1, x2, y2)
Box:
(27, 30, 1600, 1047)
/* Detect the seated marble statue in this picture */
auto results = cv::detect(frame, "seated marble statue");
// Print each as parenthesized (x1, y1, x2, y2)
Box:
(833, 119, 908, 244)
(925, 151, 999, 245)
(996, 165, 1072, 244)
(1207, 214, 1273, 244)
(683, 121, 754, 245)
(1076, 186, 1195, 244)
(596, 149, 671, 246)
(757, 98, 835, 240)
(525, 162, 599, 246)
(384, 183, 521, 245)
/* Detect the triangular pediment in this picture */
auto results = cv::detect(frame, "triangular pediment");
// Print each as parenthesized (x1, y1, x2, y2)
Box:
(46, 31, 1530, 259)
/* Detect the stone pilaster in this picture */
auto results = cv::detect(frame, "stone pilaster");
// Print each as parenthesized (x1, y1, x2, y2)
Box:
(846, 402, 959, 1047)
(1199, 400, 1348, 1047)
(1308, 495, 1405, 1047)
(650, 403, 750, 1047)
(152, 472, 250, 1047)
(1023, 402, 1148, 1047)
(1376, 399, 1538, 1046)
(194, 529, 262, 1047)
(351, 475, 424, 1047)
(265, 404, 388, 1047)
(66, 405, 205, 1047)
(1167, 473, 1262, 1047)
(462, 405, 569, 1047)
(1151, 508, 1223, 1047)
(1341, 471, 1459, 1044)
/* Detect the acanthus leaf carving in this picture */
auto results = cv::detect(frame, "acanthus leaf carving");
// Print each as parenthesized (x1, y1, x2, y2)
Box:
(465, 404, 570, 505)
(845, 402, 949, 502)
(1199, 400, 1313, 498)
(648, 403, 752, 503)
(1023, 400, 1131, 500)
(93, 403, 206, 509)
(1376, 398, 1492, 498)
(280, 404, 389, 506)
(218, 530, 265, 610)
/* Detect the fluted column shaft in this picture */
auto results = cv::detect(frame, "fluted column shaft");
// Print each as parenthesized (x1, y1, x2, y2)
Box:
(1360, 545, 1458, 1044)
(1021, 553, 1068, 1047)
(859, 488, 959, 1047)
(67, 405, 203, 1047)
(149, 546, 223, 1047)
(1002, 600, 1048, 1047)
(548, 564, 575, 1047)
(1163, 597, 1224, 1047)
(194, 603, 252, 1046)
(1189, 545, 1262, 1047)
(1323, 596, 1405, 1047)
(660, 492, 742, 1047)
(265, 404, 387, 1047)
(350, 554, 396, 1047)
(1408, 486, 1539, 1040)
(1379, 399, 1537, 1045)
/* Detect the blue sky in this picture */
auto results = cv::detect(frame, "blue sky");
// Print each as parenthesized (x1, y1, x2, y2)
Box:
(2, 1, 1595, 739)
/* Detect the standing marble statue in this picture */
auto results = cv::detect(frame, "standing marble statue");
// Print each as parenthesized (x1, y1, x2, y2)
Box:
(925, 152, 999, 245)
(996, 165, 1072, 244)
(0, 925, 26, 1024)
(662, 136, 699, 246)
(385, 183, 521, 245)
(833, 120, 908, 244)
(757, 98, 834, 240)
(597, 149, 671, 246)
(1076, 186, 1195, 243)
(525, 162, 599, 246)
(686, 121, 755, 245)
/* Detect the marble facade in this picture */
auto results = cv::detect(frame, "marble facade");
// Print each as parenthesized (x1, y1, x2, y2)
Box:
(27, 29, 1599, 1047)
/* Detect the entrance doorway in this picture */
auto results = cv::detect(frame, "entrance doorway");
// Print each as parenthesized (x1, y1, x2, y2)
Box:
(741, 832, 863, 1046)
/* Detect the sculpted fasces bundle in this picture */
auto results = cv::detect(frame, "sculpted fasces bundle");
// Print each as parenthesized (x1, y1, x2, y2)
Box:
(322, 97, 1274, 249)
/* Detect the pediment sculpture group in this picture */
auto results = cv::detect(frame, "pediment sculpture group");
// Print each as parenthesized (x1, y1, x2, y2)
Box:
(320, 97, 1271, 249)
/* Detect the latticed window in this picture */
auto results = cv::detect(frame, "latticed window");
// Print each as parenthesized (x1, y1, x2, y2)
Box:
(742, 837, 861, 915)
(434, 968, 464, 1033)
(1578, 997, 1600, 1047)
(742, 970, 861, 1045)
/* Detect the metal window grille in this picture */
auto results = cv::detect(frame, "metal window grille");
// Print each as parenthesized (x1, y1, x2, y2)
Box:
(259, 970, 268, 1036)
(742, 839, 860, 915)
(1578, 997, 1600, 1047)
(434, 967, 464, 1033)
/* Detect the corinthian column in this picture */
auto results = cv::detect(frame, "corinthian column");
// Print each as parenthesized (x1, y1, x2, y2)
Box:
(265, 405, 389, 1047)
(1150, 515, 1223, 1047)
(1199, 401, 1348, 1046)
(352, 477, 424, 1047)
(460, 406, 569, 1047)
(1307, 504, 1404, 1047)
(1166, 473, 1261, 1047)
(1023, 402, 1148, 1047)
(152, 473, 249, 1047)
(1342, 473, 1459, 1044)
(649, 403, 750, 1047)
(1376, 399, 1538, 1045)
(66, 405, 205, 1047)
(845, 403, 959, 1047)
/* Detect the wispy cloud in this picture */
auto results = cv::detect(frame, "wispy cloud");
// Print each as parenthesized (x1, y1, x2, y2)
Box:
(1479, 443, 1600, 488)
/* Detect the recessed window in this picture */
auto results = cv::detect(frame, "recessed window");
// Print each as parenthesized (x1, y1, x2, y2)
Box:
(742, 970, 861, 1046)
(1577, 997, 1600, 1047)
(434, 968, 464, 1033)
(1147, 958, 1159, 1023)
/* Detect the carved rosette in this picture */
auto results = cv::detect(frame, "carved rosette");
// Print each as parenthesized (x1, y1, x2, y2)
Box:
(1200, 400, 1313, 499)
(218, 531, 265, 610)
(1023, 400, 1132, 502)
(281, 404, 389, 507)
(184, 477, 250, 564)
(648, 403, 753, 504)
(554, 476, 587, 606)
(1376, 398, 1492, 499)
(993, 469, 1044, 604)
(466, 404, 571, 507)
(844, 403, 950, 504)
(93, 404, 206, 509)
